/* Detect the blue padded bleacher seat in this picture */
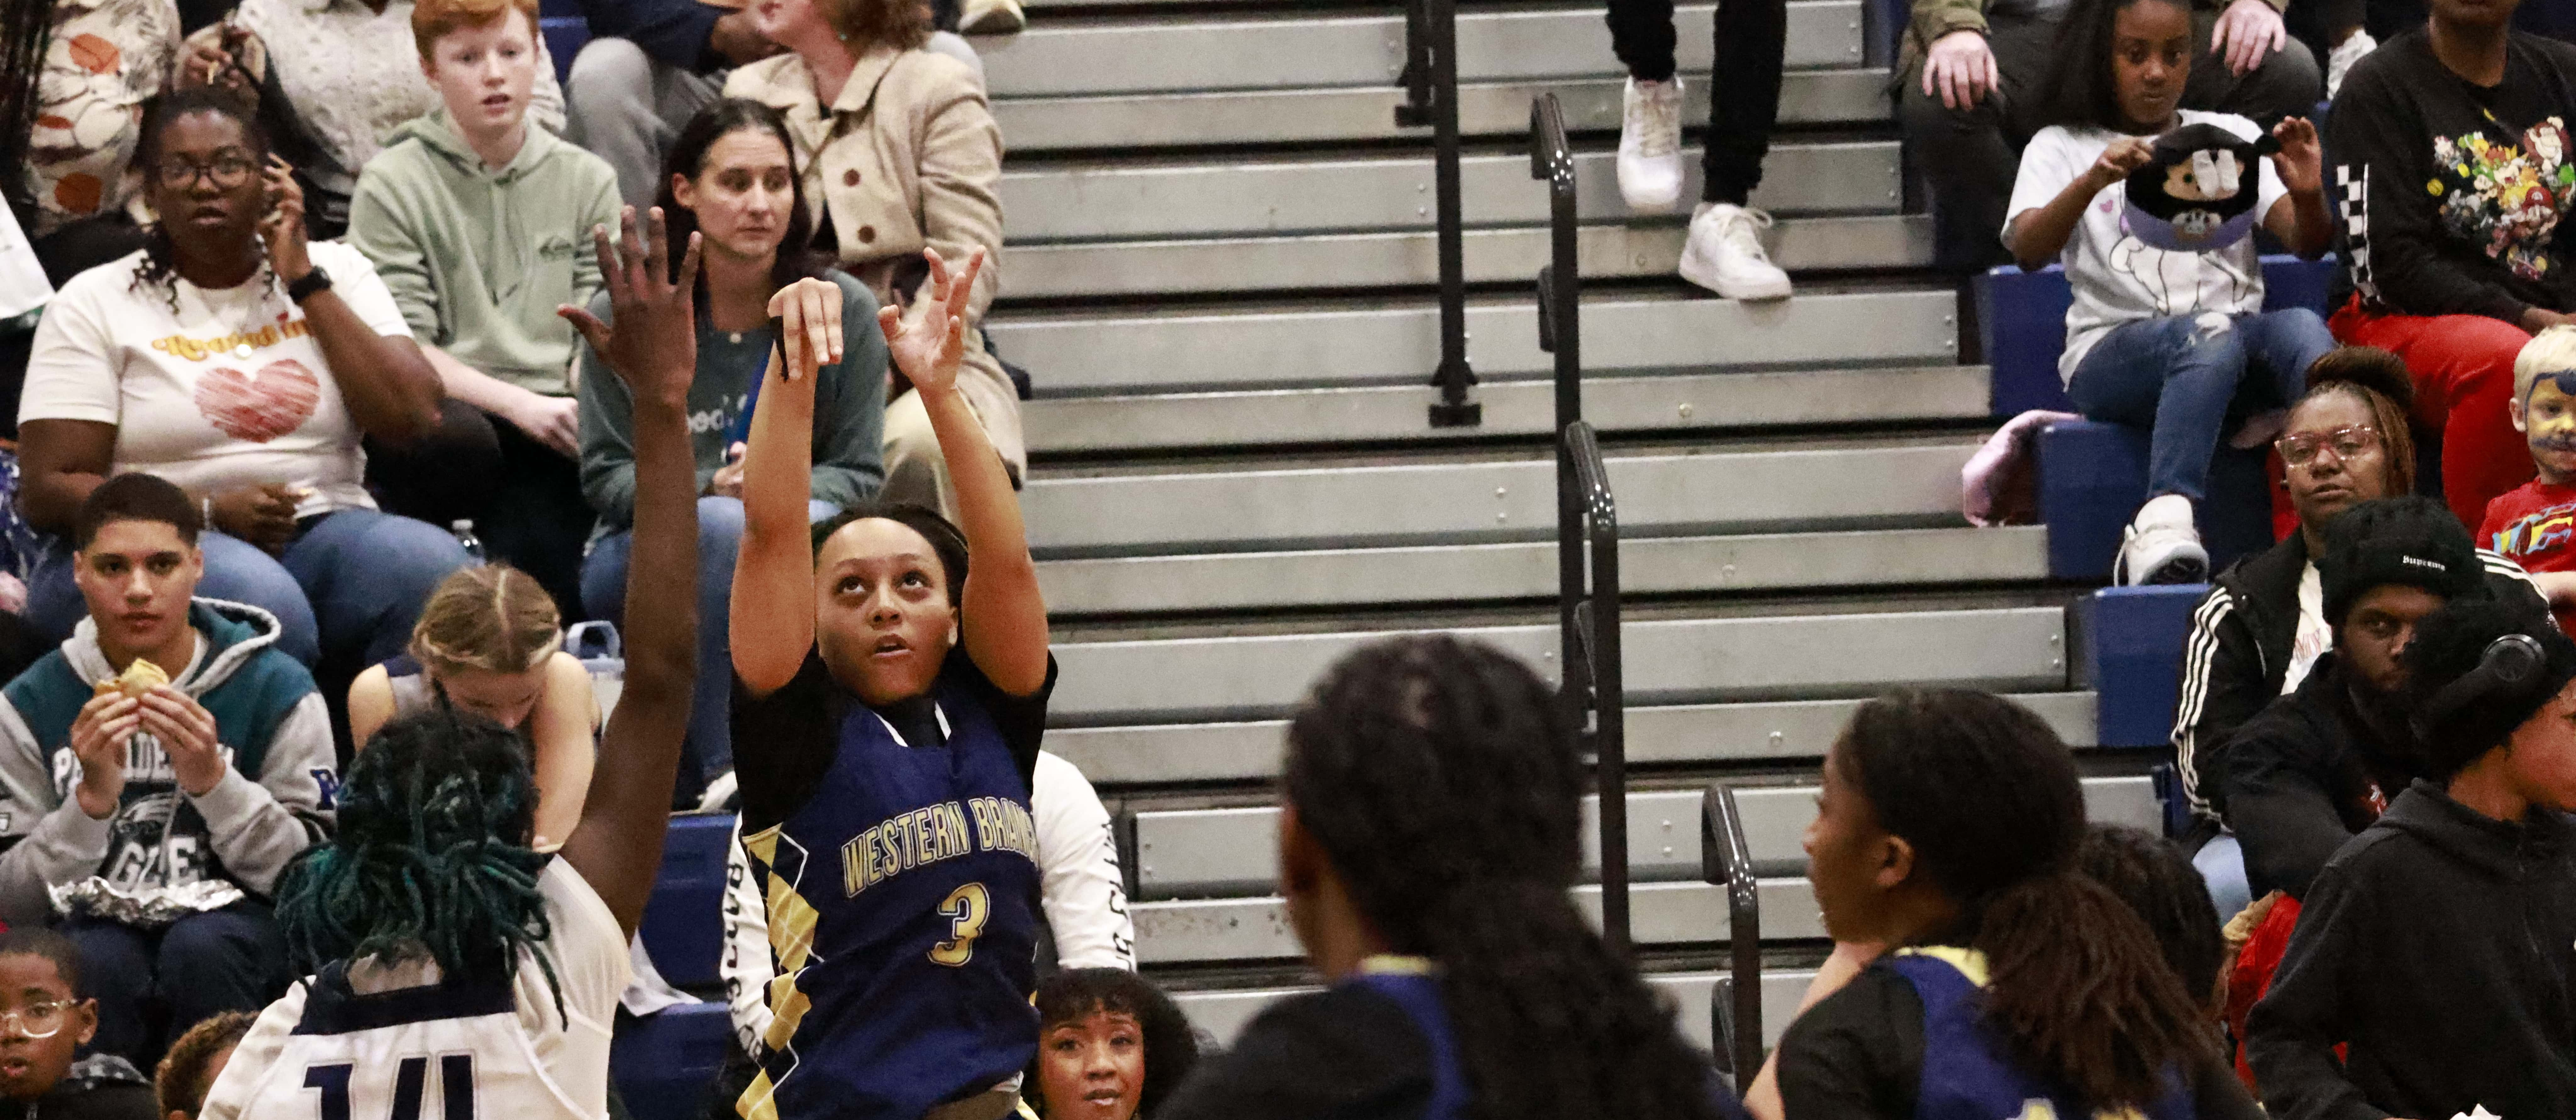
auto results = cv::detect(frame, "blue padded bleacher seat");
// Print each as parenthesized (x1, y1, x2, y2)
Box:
(2036, 420, 2275, 580)
(613, 1001, 733, 1120)
(1980, 254, 2340, 417)
(539, 15, 590, 83)
(640, 813, 735, 989)
(2070, 584, 2208, 748)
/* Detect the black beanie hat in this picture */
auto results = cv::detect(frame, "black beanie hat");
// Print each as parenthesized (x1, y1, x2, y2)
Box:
(2399, 598, 2576, 779)
(2318, 497, 2490, 628)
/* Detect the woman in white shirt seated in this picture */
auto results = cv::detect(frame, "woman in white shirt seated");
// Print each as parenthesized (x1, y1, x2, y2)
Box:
(17, 88, 464, 673)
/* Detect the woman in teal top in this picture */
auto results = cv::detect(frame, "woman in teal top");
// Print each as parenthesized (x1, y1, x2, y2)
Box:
(574, 98, 886, 807)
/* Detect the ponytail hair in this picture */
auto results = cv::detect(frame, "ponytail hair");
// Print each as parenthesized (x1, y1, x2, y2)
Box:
(1284, 634, 1728, 1120)
(1840, 690, 2214, 1108)
(409, 565, 563, 678)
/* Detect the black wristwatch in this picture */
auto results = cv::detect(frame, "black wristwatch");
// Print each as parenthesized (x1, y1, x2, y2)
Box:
(286, 267, 333, 305)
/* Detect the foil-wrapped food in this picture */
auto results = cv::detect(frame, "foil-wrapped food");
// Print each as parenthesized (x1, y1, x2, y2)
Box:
(49, 877, 244, 928)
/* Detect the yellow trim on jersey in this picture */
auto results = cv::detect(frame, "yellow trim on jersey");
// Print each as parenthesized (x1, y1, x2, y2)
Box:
(738, 1069, 781, 1120)
(1894, 945, 1991, 988)
(1357, 954, 1436, 976)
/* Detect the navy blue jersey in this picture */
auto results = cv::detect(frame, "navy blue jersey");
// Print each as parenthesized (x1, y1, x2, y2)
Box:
(732, 650, 1050, 1120)
(1887, 948, 2193, 1120)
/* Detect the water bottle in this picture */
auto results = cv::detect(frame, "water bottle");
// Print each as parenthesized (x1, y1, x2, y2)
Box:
(450, 519, 486, 566)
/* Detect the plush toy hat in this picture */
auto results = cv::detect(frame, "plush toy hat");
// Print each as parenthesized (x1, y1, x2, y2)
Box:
(2124, 121, 2280, 253)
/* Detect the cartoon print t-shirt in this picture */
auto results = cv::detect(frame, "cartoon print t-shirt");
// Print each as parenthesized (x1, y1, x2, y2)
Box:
(2431, 117, 2573, 284)
(2480, 477, 2576, 637)
(2007, 111, 2287, 386)
(20, 241, 412, 518)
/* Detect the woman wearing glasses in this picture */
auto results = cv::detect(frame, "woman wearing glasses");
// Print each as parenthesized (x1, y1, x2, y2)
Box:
(16, 88, 464, 680)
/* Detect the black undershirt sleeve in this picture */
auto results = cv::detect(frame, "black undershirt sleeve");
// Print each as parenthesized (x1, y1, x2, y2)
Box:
(1775, 967, 1925, 1120)
(731, 651, 844, 835)
(965, 654, 1057, 792)
(1155, 987, 1434, 1120)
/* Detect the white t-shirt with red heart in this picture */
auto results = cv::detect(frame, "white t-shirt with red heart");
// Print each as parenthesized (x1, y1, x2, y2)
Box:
(22, 240, 411, 519)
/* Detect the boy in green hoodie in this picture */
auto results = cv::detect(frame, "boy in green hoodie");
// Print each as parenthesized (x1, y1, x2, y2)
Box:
(345, 0, 623, 615)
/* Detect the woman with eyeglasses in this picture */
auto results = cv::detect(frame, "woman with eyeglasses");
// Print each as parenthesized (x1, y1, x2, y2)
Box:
(0, 927, 158, 1120)
(16, 87, 466, 683)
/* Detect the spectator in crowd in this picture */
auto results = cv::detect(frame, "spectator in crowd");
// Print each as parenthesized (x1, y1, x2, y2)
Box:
(1606, 0, 1793, 300)
(0, 474, 335, 1067)
(578, 98, 885, 810)
(15, 89, 462, 678)
(2006, 0, 2335, 585)
(4, 0, 179, 276)
(717, 744, 1137, 1052)
(344, 0, 623, 619)
(2223, 497, 2520, 902)
(196, 206, 701, 1120)
(152, 1010, 251, 1120)
(1158, 633, 1746, 1120)
(2283, 0, 2417, 96)
(727, 245, 1055, 1119)
(563, 0, 783, 210)
(2247, 598, 2576, 1120)
(1773, 689, 2258, 1120)
(2323, 0, 2576, 530)
(0, 929, 157, 1120)
(2479, 326, 2576, 631)
(725, 0, 1019, 518)
(2168, 351, 2536, 871)
(168, 0, 564, 238)
(346, 564, 596, 847)
(1028, 968, 1196, 1120)
(1905, 0, 2319, 272)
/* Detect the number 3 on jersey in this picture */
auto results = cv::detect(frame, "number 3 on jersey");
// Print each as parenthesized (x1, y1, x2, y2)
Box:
(930, 882, 990, 966)
(305, 1056, 476, 1120)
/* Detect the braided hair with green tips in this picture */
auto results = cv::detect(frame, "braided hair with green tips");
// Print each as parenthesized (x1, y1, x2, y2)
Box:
(273, 709, 562, 1016)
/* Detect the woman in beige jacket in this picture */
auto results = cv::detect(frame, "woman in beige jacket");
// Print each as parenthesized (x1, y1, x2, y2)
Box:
(725, 0, 1017, 517)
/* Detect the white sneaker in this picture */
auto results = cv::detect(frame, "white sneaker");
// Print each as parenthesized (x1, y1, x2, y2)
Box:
(695, 768, 739, 814)
(2326, 30, 2377, 99)
(959, 0, 1024, 34)
(2115, 494, 2209, 586)
(1678, 202, 1792, 300)
(1618, 76, 1685, 211)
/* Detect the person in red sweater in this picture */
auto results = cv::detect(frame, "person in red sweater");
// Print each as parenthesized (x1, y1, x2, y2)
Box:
(2479, 326, 2576, 633)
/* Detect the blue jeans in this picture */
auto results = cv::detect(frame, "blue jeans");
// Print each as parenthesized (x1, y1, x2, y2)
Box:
(28, 509, 471, 671)
(67, 900, 289, 1068)
(2065, 309, 2338, 504)
(580, 497, 839, 800)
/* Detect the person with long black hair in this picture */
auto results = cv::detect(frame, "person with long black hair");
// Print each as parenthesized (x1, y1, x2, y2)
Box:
(1774, 689, 2259, 1120)
(1158, 634, 1748, 1120)
(16, 87, 461, 681)
(194, 205, 704, 1120)
(577, 96, 886, 809)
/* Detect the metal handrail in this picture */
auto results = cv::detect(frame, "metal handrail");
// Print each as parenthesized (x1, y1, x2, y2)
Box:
(1530, 92, 1578, 432)
(1399, 0, 1478, 427)
(1564, 420, 1627, 955)
(1701, 783, 1765, 1084)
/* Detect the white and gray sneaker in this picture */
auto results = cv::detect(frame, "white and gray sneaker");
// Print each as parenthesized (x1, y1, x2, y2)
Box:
(1679, 202, 1792, 300)
(959, 0, 1025, 34)
(1617, 76, 1685, 211)
(2115, 493, 2209, 586)
(2326, 29, 2377, 99)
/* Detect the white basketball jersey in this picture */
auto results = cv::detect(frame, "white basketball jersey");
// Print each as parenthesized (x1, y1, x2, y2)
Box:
(220, 961, 590, 1120)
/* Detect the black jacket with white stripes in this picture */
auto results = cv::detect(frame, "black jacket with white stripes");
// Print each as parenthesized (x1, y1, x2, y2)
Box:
(2169, 533, 2540, 826)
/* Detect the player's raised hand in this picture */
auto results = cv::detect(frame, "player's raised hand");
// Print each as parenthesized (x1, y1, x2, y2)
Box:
(560, 206, 703, 409)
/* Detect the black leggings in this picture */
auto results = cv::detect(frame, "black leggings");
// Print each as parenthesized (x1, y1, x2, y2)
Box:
(367, 398, 594, 621)
(1602, 0, 1787, 206)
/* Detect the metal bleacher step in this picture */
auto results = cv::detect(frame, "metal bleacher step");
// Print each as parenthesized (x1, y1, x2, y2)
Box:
(1025, 362, 1983, 453)
(1131, 777, 2161, 898)
(1006, 215, 1930, 299)
(996, 69, 1894, 151)
(980, 2, 1865, 98)
(1049, 605, 2070, 726)
(989, 288, 1960, 396)
(1052, 691, 2098, 787)
(1174, 967, 1823, 1050)
(1039, 525, 2046, 615)
(1002, 141, 1899, 243)
(1023, 440, 1983, 557)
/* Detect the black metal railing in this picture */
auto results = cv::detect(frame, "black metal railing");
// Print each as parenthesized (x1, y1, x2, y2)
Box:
(1399, 0, 1478, 427)
(1534, 90, 1628, 955)
(1701, 783, 1766, 1086)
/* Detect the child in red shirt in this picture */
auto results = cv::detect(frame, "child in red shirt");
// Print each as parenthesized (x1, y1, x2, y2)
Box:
(2478, 326, 2576, 635)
